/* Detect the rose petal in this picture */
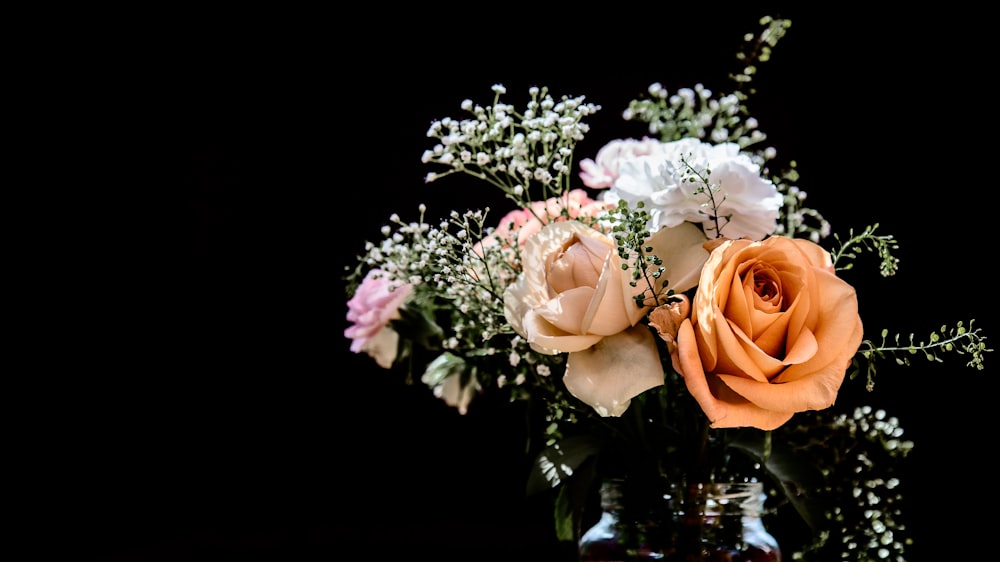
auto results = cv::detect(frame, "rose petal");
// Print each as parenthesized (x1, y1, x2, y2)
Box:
(644, 222, 710, 294)
(522, 308, 602, 353)
(360, 326, 400, 369)
(705, 396, 794, 430)
(563, 325, 665, 417)
(648, 295, 691, 355)
(675, 319, 728, 424)
(546, 234, 607, 292)
(435, 373, 479, 416)
(771, 268, 863, 384)
(537, 287, 595, 333)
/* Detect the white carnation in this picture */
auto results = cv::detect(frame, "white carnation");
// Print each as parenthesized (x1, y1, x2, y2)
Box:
(597, 137, 781, 241)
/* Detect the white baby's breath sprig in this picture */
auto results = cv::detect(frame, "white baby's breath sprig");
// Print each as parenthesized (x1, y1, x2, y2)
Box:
(678, 153, 730, 239)
(625, 82, 766, 151)
(422, 84, 601, 221)
(770, 163, 831, 242)
(348, 202, 571, 400)
(780, 406, 913, 562)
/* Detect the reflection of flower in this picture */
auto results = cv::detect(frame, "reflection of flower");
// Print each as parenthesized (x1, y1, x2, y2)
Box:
(342, 15, 990, 561)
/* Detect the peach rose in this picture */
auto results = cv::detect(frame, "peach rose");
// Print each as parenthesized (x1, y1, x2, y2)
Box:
(673, 236, 863, 430)
(503, 220, 708, 417)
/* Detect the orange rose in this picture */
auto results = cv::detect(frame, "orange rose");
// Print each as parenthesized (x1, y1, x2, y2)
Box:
(673, 236, 863, 430)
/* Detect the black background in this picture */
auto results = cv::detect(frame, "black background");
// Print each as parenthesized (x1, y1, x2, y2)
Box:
(28, 4, 996, 561)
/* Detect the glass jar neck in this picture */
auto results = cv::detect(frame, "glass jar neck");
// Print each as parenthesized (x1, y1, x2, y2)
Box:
(675, 482, 766, 518)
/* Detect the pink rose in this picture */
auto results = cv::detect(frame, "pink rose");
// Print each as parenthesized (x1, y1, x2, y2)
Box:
(503, 220, 709, 417)
(482, 189, 613, 251)
(673, 236, 864, 430)
(578, 138, 662, 188)
(345, 269, 414, 368)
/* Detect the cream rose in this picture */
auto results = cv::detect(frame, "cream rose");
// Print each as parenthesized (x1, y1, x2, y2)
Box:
(673, 236, 863, 430)
(504, 220, 709, 417)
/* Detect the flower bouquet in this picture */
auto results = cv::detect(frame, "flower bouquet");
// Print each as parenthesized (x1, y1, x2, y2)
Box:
(343, 16, 990, 561)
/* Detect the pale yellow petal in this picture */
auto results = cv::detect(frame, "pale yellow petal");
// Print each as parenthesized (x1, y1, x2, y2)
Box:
(563, 326, 665, 417)
(645, 222, 710, 294)
(522, 309, 601, 353)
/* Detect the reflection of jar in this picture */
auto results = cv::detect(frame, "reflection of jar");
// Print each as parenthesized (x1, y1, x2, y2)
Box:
(670, 482, 781, 562)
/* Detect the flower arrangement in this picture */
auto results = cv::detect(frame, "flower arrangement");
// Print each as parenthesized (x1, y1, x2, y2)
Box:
(343, 16, 990, 561)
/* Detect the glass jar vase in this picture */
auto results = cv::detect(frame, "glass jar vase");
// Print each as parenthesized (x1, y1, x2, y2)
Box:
(578, 479, 781, 561)
(578, 478, 670, 561)
(671, 482, 780, 562)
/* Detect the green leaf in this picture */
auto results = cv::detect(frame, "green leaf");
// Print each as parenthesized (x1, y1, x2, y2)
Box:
(552, 454, 600, 543)
(393, 304, 444, 348)
(419, 351, 465, 387)
(525, 434, 606, 496)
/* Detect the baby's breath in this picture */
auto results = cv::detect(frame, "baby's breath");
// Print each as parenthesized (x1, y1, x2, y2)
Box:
(778, 406, 913, 561)
(770, 163, 831, 242)
(423, 85, 600, 217)
(625, 82, 766, 150)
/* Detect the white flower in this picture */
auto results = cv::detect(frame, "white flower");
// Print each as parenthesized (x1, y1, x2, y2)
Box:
(591, 137, 782, 241)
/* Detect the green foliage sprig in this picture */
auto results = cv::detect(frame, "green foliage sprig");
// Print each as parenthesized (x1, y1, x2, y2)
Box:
(679, 154, 730, 239)
(830, 224, 900, 277)
(828, 222, 988, 390)
(730, 16, 793, 96)
(606, 200, 670, 308)
(771, 163, 831, 243)
(853, 321, 991, 391)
